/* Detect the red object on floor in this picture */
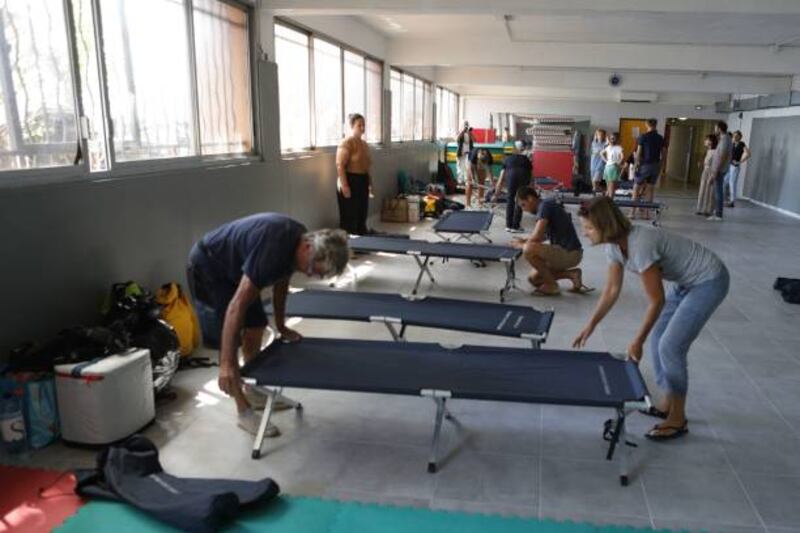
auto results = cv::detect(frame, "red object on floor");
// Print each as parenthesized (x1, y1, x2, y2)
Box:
(532, 150, 574, 187)
(0, 465, 85, 532)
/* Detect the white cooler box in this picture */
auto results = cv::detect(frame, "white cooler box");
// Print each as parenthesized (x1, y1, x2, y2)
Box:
(55, 349, 155, 445)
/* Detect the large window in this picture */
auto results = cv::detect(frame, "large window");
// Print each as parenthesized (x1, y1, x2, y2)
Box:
(391, 68, 432, 142)
(275, 20, 383, 151)
(0, 0, 254, 178)
(0, 0, 78, 171)
(436, 87, 459, 139)
(275, 23, 310, 152)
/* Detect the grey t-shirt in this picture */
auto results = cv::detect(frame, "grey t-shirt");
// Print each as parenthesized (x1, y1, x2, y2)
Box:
(605, 226, 724, 287)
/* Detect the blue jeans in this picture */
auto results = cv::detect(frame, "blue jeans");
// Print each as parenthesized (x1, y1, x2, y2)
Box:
(714, 171, 725, 217)
(724, 165, 741, 203)
(649, 267, 729, 395)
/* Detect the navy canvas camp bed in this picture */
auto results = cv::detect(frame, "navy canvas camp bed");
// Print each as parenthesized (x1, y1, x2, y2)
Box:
(266, 289, 554, 348)
(433, 210, 493, 243)
(558, 195, 666, 226)
(242, 338, 651, 486)
(348, 236, 522, 302)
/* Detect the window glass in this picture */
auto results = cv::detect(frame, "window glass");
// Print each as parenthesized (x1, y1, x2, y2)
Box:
(275, 23, 310, 151)
(365, 58, 381, 143)
(390, 69, 402, 142)
(343, 50, 363, 129)
(313, 38, 342, 147)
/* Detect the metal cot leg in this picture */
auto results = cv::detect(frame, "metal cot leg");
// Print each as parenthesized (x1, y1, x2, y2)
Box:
(411, 255, 435, 294)
(618, 413, 630, 486)
(428, 397, 447, 473)
(251, 389, 276, 459)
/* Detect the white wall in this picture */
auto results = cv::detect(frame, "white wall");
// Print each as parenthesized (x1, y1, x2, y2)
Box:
(462, 97, 725, 134)
(728, 105, 800, 207)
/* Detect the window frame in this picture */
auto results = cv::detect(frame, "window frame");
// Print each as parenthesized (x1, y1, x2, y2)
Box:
(0, 0, 259, 187)
(435, 85, 460, 140)
(275, 17, 384, 153)
(390, 66, 434, 144)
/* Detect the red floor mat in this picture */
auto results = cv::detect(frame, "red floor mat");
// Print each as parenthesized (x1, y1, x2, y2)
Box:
(0, 465, 84, 533)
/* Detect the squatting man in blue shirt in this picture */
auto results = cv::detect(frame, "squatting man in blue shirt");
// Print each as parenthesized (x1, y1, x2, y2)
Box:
(187, 213, 349, 436)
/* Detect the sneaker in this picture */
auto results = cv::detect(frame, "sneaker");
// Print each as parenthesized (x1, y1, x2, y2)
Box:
(237, 408, 280, 437)
(243, 386, 294, 411)
(706, 215, 723, 221)
(504, 227, 524, 233)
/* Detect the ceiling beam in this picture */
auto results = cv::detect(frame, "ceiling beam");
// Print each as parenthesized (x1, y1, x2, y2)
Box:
(262, 0, 800, 16)
(433, 67, 792, 95)
(388, 39, 800, 76)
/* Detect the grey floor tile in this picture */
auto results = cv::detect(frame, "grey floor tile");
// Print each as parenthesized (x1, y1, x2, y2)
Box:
(541, 510, 654, 529)
(642, 465, 761, 526)
(739, 474, 800, 529)
(445, 401, 541, 456)
(540, 405, 619, 462)
(539, 458, 650, 518)
(432, 451, 538, 508)
(653, 519, 765, 532)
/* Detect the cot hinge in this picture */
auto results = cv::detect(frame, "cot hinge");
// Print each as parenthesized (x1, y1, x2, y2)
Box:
(420, 389, 452, 399)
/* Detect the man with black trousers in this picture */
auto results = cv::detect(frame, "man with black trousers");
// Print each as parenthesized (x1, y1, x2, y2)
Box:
(493, 140, 532, 232)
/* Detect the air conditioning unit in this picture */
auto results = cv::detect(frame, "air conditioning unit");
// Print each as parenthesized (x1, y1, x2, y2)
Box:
(618, 91, 658, 103)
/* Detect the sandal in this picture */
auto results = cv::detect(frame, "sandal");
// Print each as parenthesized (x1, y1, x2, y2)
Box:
(533, 287, 561, 297)
(568, 284, 596, 295)
(645, 422, 688, 441)
(638, 406, 668, 419)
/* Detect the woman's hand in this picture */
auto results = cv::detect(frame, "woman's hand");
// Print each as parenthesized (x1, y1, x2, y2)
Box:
(627, 339, 644, 363)
(572, 324, 594, 348)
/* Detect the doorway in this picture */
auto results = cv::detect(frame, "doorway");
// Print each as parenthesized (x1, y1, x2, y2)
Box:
(664, 118, 717, 191)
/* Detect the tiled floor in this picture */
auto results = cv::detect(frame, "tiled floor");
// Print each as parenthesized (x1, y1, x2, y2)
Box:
(5, 192, 800, 532)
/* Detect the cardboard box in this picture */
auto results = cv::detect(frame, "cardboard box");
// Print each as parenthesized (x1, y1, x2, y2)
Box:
(381, 197, 409, 223)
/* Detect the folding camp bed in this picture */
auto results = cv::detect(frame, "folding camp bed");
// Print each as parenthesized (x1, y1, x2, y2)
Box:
(242, 338, 651, 486)
(348, 236, 522, 302)
(485, 176, 563, 206)
(557, 195, 666, 226)
(266, 289, 554, 348)
(432, 210, 493, 243)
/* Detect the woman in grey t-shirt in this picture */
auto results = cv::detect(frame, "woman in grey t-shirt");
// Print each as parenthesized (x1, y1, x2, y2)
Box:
(573, 197, 729, 441)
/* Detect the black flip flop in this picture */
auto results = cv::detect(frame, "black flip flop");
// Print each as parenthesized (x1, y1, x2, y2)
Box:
(645, 422, 688, 441)
(638, 406, 668, 419)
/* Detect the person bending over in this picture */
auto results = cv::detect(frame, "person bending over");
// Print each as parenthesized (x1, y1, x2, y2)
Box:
(573, 197, 728, 440)
(187, 213, 349, 436)
(466, 148, 493, 209)
(512, 187, 592, 295)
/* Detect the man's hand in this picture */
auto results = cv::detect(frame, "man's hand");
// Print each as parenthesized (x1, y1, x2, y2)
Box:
(339, 183, 351, 198)
(278, 327, 303, 343)
(218, 362, 241, 397)
(572, 324, 594, 348)
(510, 237, 526, 250)
(627, 340, 644, 363)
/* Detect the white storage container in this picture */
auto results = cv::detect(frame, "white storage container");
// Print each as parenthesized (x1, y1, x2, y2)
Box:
(55, 349, 155, 445)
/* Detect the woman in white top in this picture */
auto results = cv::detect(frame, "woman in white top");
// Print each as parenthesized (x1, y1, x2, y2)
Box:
(573, 197, 729, 440)
(600, 132, 624, 199)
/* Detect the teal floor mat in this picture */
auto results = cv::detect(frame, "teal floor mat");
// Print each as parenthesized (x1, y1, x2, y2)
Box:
(57, 496, 671, 532)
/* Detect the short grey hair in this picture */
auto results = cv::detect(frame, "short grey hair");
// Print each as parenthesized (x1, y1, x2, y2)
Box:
(307, 229, 349, 277)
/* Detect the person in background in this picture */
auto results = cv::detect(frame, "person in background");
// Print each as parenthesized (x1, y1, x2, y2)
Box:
(624, 151, 636, 183)
(467, 147, 494, 209)
(696, 134, 719, 217)
(573, 197, 728, 441)
(724, 131, 751, 208)
(501, 126, 512, 143)
(590, 129, 608, 193)
(709, 121, 732, 221)
(632, 119, 665, 219)
(336, 113, 372, 235)
(600, 132, 624, 199)
(493, 140, 532, 232)
(456, 123, 474, 185)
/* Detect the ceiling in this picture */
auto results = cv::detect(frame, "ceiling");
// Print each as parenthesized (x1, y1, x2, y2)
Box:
(275, 1, 800, 105)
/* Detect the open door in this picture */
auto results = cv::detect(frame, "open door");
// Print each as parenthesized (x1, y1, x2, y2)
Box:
(618, 118, 649, 157)
(664, 124, 694, 188)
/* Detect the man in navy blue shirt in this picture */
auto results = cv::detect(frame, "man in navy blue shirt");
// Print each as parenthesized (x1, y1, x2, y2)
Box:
(493, 140, 532, 231)
(187, 213, 349, 435)
(633, 119, 665, 218)
(513, 187, 592, 296)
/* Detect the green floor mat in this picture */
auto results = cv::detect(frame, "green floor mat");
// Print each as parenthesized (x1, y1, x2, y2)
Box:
(57, 496, 669, 533)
